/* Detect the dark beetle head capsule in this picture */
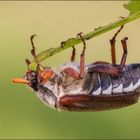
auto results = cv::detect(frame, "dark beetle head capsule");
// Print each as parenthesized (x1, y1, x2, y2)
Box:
(25, 71, 38, 91)
(12, 70, 38, 91)
(12, 64, 56, 92)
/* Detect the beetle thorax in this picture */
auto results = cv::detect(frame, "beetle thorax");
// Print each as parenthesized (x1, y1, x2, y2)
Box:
(36, 68, 86, 109)
(36, 73, 58, 108)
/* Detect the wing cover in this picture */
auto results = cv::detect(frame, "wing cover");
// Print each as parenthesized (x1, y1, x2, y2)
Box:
(58, 93, 139, 111)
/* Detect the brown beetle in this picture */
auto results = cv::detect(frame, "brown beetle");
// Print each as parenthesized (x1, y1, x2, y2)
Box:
(12, 26, 140, 111)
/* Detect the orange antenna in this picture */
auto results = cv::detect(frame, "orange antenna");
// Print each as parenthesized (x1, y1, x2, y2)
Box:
(12, 78, 30, 84)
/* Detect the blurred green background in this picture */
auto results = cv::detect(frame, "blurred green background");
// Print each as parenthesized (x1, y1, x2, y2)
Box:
(0, 1, 140, 139)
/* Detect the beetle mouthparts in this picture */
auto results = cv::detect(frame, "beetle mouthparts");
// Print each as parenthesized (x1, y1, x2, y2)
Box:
(12, 78, 30, 84)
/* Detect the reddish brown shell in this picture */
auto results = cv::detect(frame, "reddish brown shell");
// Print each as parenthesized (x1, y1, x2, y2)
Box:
(58, 92, 140, 111)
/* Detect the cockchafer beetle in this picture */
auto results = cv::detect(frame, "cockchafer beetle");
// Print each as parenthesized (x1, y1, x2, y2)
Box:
(12, 26, 140, 111)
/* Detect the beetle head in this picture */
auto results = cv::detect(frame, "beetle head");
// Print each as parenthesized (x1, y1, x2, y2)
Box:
(12, 63, 54, 92)
(12, 35, 55, 92)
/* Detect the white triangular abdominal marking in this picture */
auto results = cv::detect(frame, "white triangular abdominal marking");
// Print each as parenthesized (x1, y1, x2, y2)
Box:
(123, 82, 135, 92)
(92, 87, 101, 95)
(112, 84, 123, 93)
(102, 75, 112, 95)
(133, 79, 140, 89)
(102, 85, 112, 95)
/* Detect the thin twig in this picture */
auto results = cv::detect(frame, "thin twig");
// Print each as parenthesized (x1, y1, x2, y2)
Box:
(29, 3, 140, 71)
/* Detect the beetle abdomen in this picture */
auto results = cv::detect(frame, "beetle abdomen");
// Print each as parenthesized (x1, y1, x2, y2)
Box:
(83, 63, 140, 95)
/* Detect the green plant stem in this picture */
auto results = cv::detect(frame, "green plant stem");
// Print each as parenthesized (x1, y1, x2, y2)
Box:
(29, 12, 140, 71)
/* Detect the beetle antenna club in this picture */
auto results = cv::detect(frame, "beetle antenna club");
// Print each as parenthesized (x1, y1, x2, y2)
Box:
(110, 25, 124, 65)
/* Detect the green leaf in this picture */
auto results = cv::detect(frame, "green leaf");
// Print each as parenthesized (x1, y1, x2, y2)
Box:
(29, 1, 140, 71)
(124, 1, 140, 15)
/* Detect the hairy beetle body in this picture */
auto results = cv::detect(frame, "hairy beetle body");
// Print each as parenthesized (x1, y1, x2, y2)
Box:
(12, 27, 140, 112)
(35, 62, 140, 111)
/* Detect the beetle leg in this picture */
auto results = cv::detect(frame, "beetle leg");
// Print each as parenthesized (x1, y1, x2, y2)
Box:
(30, 34, 37, 58)
(30, 35, 46, 72)
(36, 61, 52, 82)
(63, 67, 81, 80)
(119, 37, 128, 71)
(24, 35, 37, 68)
(110, 26, 124, 65)
(77, 32, 86, 78)
(37, 63, 42, 81)
(63, 32, 86, 80)
(71, 46, 76, 62)
(88, 64, 119, 76)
